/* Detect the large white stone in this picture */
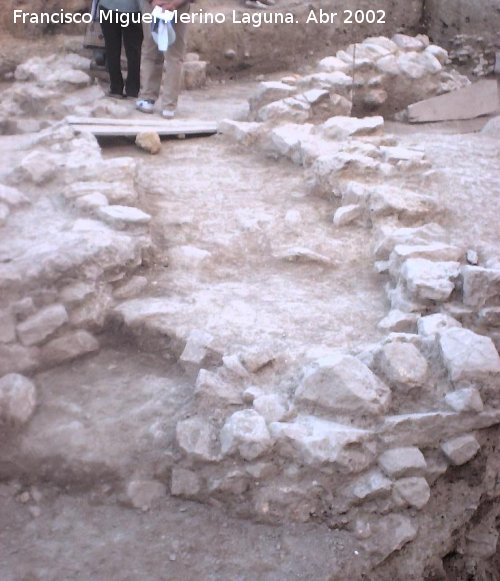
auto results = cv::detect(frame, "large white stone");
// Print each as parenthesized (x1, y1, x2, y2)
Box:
(379, 342, 428, 388)
(400, 259, 460, 302)
(377, 310, 419, 333)
(220, 409, 272, 461)
(321, 115, 384, 140)
(462, 266, 500, 309)
(176, 416, 217, 461)
(270, 415, 373, 471)
(295, 353, 391, 417)
(0, 373, 36, 426)
(126, 480, 165, 510)
(348, 469, 392, 502)
(389, 243, 462, 278)
(253, 394, 288, 423)
(417, 313, 462, 337)
(439, 328, 500, 385)
(378, 447, 427, 478)
(195, 369, 243, 405)
(445, 388, 484, 413)
(373, 223, 446, 261)
(441, 434, 480, 465)
(16, 304, 68, 347)
(97, 205, 151, 228)
(249, 81, 296, 112)
(41, 330, 99, 365)
(393, 477, 430, 509)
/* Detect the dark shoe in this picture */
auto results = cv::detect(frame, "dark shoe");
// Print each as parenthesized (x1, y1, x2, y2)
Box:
(108, 91, 125, 100)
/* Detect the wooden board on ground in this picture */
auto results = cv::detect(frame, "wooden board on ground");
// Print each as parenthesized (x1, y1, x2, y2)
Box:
(66, 116, 218, 137)
(407, 80, 498, 123)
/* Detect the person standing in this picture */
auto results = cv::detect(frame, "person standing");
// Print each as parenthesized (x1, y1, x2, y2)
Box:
(99, 0, 144, 99)
(136, 0, 191, 118)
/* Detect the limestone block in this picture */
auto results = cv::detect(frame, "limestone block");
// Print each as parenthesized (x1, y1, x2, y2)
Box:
(317, 56, 350, 73)
(425, 45, 449, 65)
(295, 353, 391, 417)
(321, 115, 384, 140)
(195, 369, 243, 405)
(462, 265, 500, 308)
(378, 447, 427, 478)
(257, 97, 311, 124)
(126, 480, 165, 510)
(74, 193, 109, 211)
(97, 205, 151, 229)
(445, 388, 484, 413)
(393, 477, 430, 509)
(377, 310, 419, 333)
(217, 119, 262, 145)
(16, 304, 68, 347)
(368, 186, 436, 220)
(66, 182, 137, 205)
(176, 416, 218, 461)
(388, 243, 462, 278)
(373, 223, 446, 261)
(376, 55, 401, 76)
(348, 469, 392, 502)
(379, 342, 428, 388)
(441, 434, 480, 465)
(417, 313, 462, 337)
(41, 330, 99, 365)
(0, 373, 36, 426)
(60, 282, 95, 306)
(392, 34, 426, 52)
(179, 329, 217, 377)
(297, 71, 353, 97)
(170, 468, 201, 497)
(439, 328, 500, 385)
(135, 132, 161, 155)
(249, 81, 296, 113)
(363, 37, 399, 54)
(168, 246, 211, 270)
(400, 259, 460, 302)
(17, 151, 57, 184)
(333, 204, 363, 227)
(220, 409, 272, 461)
(253, 394, 287, 423)
(270, 415, 374, 471)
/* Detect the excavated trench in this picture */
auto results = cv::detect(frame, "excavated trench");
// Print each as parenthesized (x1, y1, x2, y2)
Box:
(0, 29, 499, 581)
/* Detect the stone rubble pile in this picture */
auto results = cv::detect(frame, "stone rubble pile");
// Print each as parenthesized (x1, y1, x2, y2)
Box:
(0, 51, 208, 135)
(247, 34, 469, 124)
(0, 124, 153, 381)
(448, 34, 499, 77)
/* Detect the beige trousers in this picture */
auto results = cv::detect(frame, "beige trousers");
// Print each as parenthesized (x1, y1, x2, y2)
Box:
(139, 0, 189, 111)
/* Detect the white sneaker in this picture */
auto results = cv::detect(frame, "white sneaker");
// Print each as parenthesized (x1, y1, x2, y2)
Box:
(161, 109, 175, 119)
(136, 99, 155, 114)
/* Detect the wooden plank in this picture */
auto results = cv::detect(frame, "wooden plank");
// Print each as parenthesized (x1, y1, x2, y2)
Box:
(69, 120, 218, 137)
(408, 80, 498, 123)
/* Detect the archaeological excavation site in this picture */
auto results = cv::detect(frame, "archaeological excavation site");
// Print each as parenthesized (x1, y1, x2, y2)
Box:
(0, 0, 499, 579)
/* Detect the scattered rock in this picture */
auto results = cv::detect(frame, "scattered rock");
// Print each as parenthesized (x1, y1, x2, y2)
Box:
(439, 328, 500, 386)
(97, 205, 152, 229)
(16, 304, 68, 347)
(41, 330, 99, 365)
(348, 469, 392, 502)
(295, 353, 391, 417)
(220, 409, 272, 461)
(393, 477, 430, 509)
(445, 388, 484, 413)
(135, 132, 161, 155)
(378, 310, 419, 333)
(441, 434, 480, 465)
(0, 373, 37, 426)
(417, 313, 462, 336)
(253, 394, 288, 423)
(378, 447, 427, 478)
(379, 342, 428, 388)
(176, 416, 218, 461)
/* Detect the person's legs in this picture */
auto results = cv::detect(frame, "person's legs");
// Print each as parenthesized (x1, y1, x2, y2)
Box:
(122, 15, 143, 98)
(138, 0, 164, 103)
(100, 9, 124, 96)
(160, 4, 189, 113)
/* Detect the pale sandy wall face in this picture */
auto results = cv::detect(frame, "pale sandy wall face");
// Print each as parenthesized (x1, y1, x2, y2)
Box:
(425, 0, 500, 45)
